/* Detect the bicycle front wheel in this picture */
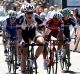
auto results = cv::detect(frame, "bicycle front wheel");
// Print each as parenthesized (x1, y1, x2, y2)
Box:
(47, 49, 58, 74)
(13, 48, 17, 74)
(53, 50, 58, 74)
(27, 59, 37, 74)
(7, 47, 13, 73)
(65, 56, 70, 71)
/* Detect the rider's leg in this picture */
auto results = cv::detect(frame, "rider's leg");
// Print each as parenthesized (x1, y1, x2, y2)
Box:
(65, 42, 71, 66)
(43, 46, 48, 60)
(35, 36, 45, 59)
(3, 32, 8, 54)
(57, 31, 64, 59)
(64, 31, 71, 66)
(19, 45, 28, 73)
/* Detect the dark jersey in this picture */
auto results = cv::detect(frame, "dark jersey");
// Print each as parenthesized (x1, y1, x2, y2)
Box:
(16, 15, 24, 25)
(21, 26, 36, 43)
(63, 18, 75, 39)
(6, 18, 17, 38)
(63, 18, 75, 31)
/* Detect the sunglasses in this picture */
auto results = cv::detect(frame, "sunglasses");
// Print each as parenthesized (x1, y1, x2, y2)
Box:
(26, 12, 33, 14)
(10, 17, 16, 20)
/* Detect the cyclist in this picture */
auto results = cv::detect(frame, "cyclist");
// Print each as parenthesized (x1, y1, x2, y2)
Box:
(45, 12, 64, 66)
(3, 10, 18, 54)
(6, 10, 17, 37)
(61, 8, 76, 66)
(18, 4, 45, 74)
(46, 12, 64, 40)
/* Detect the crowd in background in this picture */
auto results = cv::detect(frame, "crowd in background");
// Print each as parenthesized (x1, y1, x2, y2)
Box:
(0, 0, 80, 24)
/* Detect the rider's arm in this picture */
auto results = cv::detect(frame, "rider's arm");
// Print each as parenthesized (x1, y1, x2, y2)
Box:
(16, 15, 24, 25)
(34, 13, 43, 24)
(2, 20, 7, 42)
(69, 18, 76, 27)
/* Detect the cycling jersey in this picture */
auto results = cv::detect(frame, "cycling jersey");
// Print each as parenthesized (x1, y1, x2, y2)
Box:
(47, 18, 63, 38)
(16, 12, 43, 25)
(21, 19, 36, 43)
(6, 18, 17, 38)
(16, 15, 24, 25)
(63, 18, 75, 40)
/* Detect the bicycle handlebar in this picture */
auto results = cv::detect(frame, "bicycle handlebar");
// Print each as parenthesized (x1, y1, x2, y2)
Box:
(47, 26, 64, 30)
(22, 42, 45, 47)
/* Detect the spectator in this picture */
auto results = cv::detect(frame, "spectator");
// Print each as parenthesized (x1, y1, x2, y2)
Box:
(72, 8, 80, 25)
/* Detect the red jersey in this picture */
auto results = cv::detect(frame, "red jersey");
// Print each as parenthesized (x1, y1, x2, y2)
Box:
(47, 18, 63, 38)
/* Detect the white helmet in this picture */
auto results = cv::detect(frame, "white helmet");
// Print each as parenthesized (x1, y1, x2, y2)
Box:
(23, 4, 34, 12)
(8, 10, 17, 18)
(53, 12, 63, 19)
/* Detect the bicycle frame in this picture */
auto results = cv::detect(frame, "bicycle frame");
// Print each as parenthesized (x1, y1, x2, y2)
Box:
(22, 42, 44, 74)
(47, 39, 58, 74)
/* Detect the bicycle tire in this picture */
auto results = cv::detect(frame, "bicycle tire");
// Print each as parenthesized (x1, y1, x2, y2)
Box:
(65, 56, 69, 71)
(31, 45, 37, 74)
(13, 47, 17, 74)
(60, 56, 64, 71)
(53, 50, 58, 74)
(47, 66, 51, 74)
(7, 46, 12, 73)
(47, 48, 58, 74)
(60, 46, 70, 71)
(27, 59, 33, 74)
(33, 59, 37, 74)
(60, 46, 65, 71)
(27, 59, 37, 74)
(7, 56, 12, 73)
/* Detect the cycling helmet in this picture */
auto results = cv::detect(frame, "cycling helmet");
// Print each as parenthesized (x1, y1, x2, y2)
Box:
(23, 4, 34, 12)
(8, 10, 17, 19)
(53, 12, 63, 19)
(62, 8, 71, 16)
